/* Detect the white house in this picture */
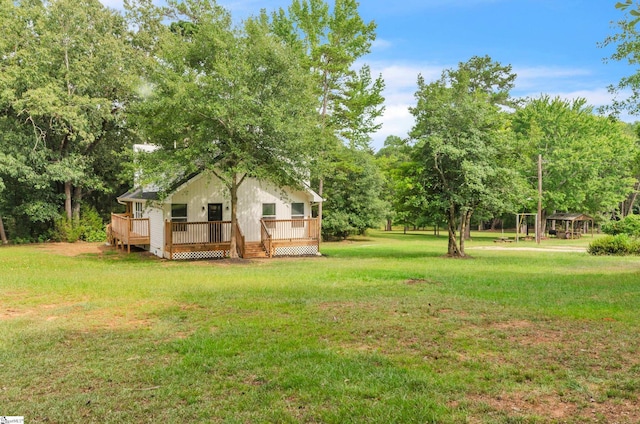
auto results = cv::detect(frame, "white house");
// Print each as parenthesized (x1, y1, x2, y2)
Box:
(109, 147, 323, 260)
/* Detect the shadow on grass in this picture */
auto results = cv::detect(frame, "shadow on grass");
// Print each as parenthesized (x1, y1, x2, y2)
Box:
(323, 231, 470, 260)
(321, 247, 446, 260)
(76, 247, 160, 263)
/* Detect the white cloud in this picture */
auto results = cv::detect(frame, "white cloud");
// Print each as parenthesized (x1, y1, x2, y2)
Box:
(372, 38, 393, 50)
(367, 61, 624, 150)
(539, 88, 612, 107)
(366, 61, 451, 149)
(99, 0, 124, 9)
(513, 66, 593, 91)
(373, 104, 414, 145)
(517, 88, 633, 114)
(99, 0, 167, 10)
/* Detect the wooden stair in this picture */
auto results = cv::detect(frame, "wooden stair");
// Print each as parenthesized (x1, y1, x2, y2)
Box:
(242, 242, 269, 259)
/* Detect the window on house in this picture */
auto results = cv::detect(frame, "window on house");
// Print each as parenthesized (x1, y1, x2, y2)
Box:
(291, 202, 304, 227)
(134, 202, 143, 219)
(262, 203, 276, 228)
(171, 203, 188, 231)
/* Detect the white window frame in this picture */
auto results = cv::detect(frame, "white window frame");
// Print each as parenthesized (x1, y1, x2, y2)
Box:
(171, 203, 188, 231)
(291, 202, 304, 228)
(262, 203, 276, 228)
(134, 202, 143, 219)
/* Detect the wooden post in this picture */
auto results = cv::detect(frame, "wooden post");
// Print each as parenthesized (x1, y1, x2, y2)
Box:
(0, 216, 8, 245)
(537, 154, 542, 245)
(316, 218, 320, 255)
(165, 220, 173, 260)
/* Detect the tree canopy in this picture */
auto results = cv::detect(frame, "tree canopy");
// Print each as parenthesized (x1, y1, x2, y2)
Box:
(133, 0, 320, 257)
(1, 0, 638, 247)
(0, 0, 138, 240)
(408, 56, 523, 257)
(512, 96, 638, 222)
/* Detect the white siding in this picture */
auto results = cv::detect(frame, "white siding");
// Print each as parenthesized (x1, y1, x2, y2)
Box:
(142, 173, 316, 245)
(236, 179, 312, 242)
(164, 174, 313, 242)
(146, 205, 165, 258)
(169, 174, 229, 222)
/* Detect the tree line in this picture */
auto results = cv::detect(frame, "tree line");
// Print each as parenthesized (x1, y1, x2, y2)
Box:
(1, 0, 639, 257)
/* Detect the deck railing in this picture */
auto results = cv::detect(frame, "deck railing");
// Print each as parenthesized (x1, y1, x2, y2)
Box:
(167, 221, 232, 245)
(110, 213, 150, 252)
(260, 220, 273, 257)
(261, 218, 320, 241)
(260, 218, 320, 257)
(164, 221, 236, 259)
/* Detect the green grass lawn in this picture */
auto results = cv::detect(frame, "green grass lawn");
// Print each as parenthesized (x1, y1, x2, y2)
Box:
(1, 230, 639, 423)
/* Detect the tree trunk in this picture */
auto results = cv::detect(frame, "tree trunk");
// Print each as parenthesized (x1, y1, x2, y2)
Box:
(464, 210, 472, 241)
(0, 216, 8, 245)
(229, 174, 239, 259)
(447, 203, 463, 257)
(459, 209, 472, 255)
(385, 218, 392, 231)
(72, 186, 82, 223)
(490, 218, 501, 231)
(624, 186, 639, 217)
(64, 181, 73, 220)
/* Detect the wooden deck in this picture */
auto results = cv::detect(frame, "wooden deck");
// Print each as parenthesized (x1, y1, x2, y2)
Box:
(109, 215, 320, 259)
(260, 218, 320, 257)
(164, 221, 233, 260)
(108, 213, 150, 253)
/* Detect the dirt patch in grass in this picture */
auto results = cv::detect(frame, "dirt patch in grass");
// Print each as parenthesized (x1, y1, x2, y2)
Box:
(36, 242, 156, 259)
(468, 392, 577, 420)
(37, 241, 109, 256)
(487, 319, 564, 346)
(0, 297, 165, 332)
(0, 308, 31, 319)
(469, 392, 640, 423)
(405, 278, 442, 285)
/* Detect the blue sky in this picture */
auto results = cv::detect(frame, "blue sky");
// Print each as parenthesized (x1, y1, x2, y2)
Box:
(101, 0, 635, 150)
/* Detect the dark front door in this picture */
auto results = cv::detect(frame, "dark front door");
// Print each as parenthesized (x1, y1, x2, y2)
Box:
(208, 203, 223, 242)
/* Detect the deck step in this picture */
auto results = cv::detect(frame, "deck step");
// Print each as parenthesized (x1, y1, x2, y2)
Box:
(242, 242, 269, 259)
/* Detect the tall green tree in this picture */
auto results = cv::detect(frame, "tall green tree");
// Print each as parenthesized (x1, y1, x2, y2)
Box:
(512, 96, 638, 221)
(269, 0, 385, 225)
(620, 123, 640, 216)
(376, 135, 413, 231)
(321, 145, 386, 239)
(134, 0, 319, 258)
(603, 0, 640, 115)
(409, 57, 522, 257)
(0, 0, 138, 239)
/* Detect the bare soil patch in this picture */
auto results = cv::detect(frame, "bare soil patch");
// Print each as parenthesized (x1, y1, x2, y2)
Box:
(469, 392, 640, 423)
(37, 241, 112, 256)
(405, 278, 442, 285)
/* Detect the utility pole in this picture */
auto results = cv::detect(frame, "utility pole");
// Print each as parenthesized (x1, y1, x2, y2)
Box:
(537, 154, 542, 245)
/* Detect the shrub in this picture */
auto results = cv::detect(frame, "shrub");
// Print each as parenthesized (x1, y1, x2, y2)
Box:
(53, 216, 83, 243)
(588, 234, 640, 256)
(601, 215, 640, 237)
(52, 206, 106, 243)
(79, 207, 107, 242)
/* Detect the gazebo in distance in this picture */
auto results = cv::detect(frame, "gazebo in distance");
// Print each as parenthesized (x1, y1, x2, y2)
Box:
(546, 213, 594, 239)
